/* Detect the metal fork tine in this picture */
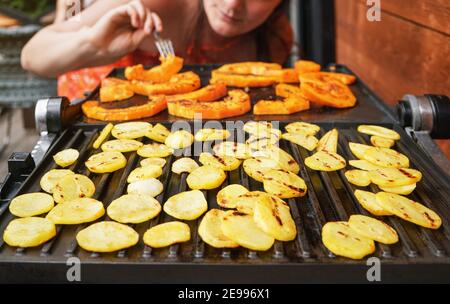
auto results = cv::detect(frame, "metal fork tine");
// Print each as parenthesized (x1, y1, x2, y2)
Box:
(162, 40, 171, 57)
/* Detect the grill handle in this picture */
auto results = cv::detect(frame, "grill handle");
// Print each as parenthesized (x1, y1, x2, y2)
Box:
(35, 97, 81, 134)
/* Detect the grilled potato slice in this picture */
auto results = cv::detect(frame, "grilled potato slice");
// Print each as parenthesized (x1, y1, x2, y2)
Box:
(348, 214, 398, 244)
(145, 123, 171, 143)
(107, 194, 161, 223)
(243, 121, 273, 137)
(127, 178, 163, 197)
(93, 123, 113, 149)
(85, 151, 127, 173)
(245, 133, 279, 150)
(46, 198, 105, 225)
(40, 169, 74, 194)
(375, 192, 442, 229)
(235, 191, 270, 214)
(163, 190, 208, 220)
(354, 190, 392, 216)
(369, 167, 422, 187)
(349, 142, 372, 160)
(262, 169, 307, 198)
(140, 157, 166, 168)
(165, 130, 194, 149)
(198, 209, 239, 248)
(101, 139, 143, 152)
(9, 192, 54, 217)
(213, 141, 253, 159)
(127, 165, 163, 183)
(243, 157, 280, 182)
(317, 128, 338, 153)
(253, 194, 296, 241)
(143, 221, 191, 248)
(216, 184, 249, 209)
(281, 132, 318, 151)
(111, 122, 152, 139)
(3, 217, 56, 247)
(285, 122, 320, 136)
(76, 221, 139, 252)
(53, 174, 95, 203)
(344, 170, 371, 187)
(53, 149, 79, 168)
(253, 146, 299, 174)
(379, 183, 416, 195)
(357, 125, 400, 140)
(322, 221, 375, 259)
(194, 128, 230, 141)
(349, 159, 383, 171)
(199, 152, 241, 171)
(305, 150, 346, 171)
(137, 143, 174, 158)
(222, 211, 275, 251)
(186, 165, 226, 190)
(172, 157, 199, 174)
(365, 147, 409, 168)
(370, 135, 395, 148)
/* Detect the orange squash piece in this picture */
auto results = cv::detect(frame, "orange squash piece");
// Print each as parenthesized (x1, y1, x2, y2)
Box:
(124, 55, 183, 82)
(275, 83, 305, 98)
(166, 83, 227, 102)
(217, 62, 282, 75)
(99, 78, 134, 102)
(294, 60, 321, 75)
(167, 90, 251, 119)
(253, 96, 310, 115)
(300, 80, 356, 108)
(265, 68, 299, 83)
(82, 96, 167, 121)
(210, 70, 276, 87)
(300, 72, 356, 85)
(131, 71, 201, 96)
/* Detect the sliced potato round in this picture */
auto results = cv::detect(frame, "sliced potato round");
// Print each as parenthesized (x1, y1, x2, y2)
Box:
(194, 128, 230, 141)
(163, 190, 208, 220)
(101, 139, 143, 152)
(127, 165, 163, 183)
(354, 190, 392, 216)
(172, 157, 199, 174)
(253, 194, 296, 241)
(235, 191, 270, 214)
(53, 149, 79, 168)
(262, 169, 307, 198)
(344, 170, 371, 187)
(111, 122, 152, 139)
(143, 221, 190, 248)
(253, 146, 299, 174)
(285, 122, 320, 136)
(9, 192, 54, 217)
(379, 183, 416, 195)
(348, 214, 398, 244)
(137, 143, 174, 158)
(46, 197, 105, 225)
(365, 147, 409, 168)
(321, 221, 375, 260)
(53, 174, 95, 203)
(3, 217, 56, 247)
(107, 194, 161, 223)
(369, 167, 422, 187)
(281, 132, 318, 151)
(198, 209, 239, 248)
(76, 221, 139, 252)
(213, 141, 253, 159)
(85, 151, 127, 173)
(186, 165, 226, 190)
(243, 157, 280, 182)
(199, 152, 241, 171)
(145, 123, 171, 143)
(165, 130, 194, 149)
(93, 123, 113, 149)
(375, 192, 441, 229)
(317, 128, 338, 153)
(216, 184, 249, 209)
(140, 157, 166, 168)
(349, 142, 372, 160)
(222, 211, 275, 251)
(357, 125, 400, 140)
(40, 169, 74, 194)
(305, 150, 346, 171)
(243, 121, 273, 136)
(349, 159, 383, 171)
(370, 135, 395, 148)
(245, 132, 280, 150)
(127, 178, 163, 197)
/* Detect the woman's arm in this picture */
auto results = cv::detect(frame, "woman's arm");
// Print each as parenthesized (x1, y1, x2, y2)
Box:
(21, 0, 162, 77)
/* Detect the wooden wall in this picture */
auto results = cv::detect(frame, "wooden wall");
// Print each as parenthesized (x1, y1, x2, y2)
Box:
(334, 0, 450, 158)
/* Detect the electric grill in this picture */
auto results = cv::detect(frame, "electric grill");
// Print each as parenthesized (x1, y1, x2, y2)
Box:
(0, 64, 449, 283)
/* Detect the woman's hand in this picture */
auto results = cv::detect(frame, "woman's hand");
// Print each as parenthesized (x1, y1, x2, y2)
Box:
(88, 0, 163, 59)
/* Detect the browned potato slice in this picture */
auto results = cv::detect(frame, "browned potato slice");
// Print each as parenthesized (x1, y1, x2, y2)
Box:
(137, 143, 174, 158)
(46, 197, 105, 225)
(357, 125, 400, 140)
(53, 149, 79, 168)
(85, 151, 127, 173)
(143, 221, 190, 248)
(349, 142, 372, 160)
(253, 146, 299, 174)
(198, 209, 239, 248)
(245, 134, 279, 150)
(349, 160, 383, 171)
(101, 139, 143, 152)
(235, 191, 270, 214)
(379, 183, 416, 195)
(348, 214, 398, 244)
(262, 169, 307, 199)
(213, 142, 253, 159)
(216, 184, 249, 209)
(53, 174, 95, 203)
(112, 122, 152, 139)
(107, 194, 161, 224)
(10, 193, 54, 217)
(369, 167, 421, 187)
(199, 152, 241, 171)
(145, 123, 171, 143)
(93, 123, 113, 149)
(165, 130, 194, 149)
(365, 147, 409, 168)
(285, 122, 320, 136)
(171, 157, 199, 174)
(370, 136, 395, 148)
(304, 150, 346, 171)
(163, 190, 208, 220)
(40, 169, 74, 194)
(127, 165, 163, 183)
(317, 128, 338, 153)
(186, 165, 226, 190)
(354, 190, 392, 216)
(3, 217, 56, 247)
(140, 157, 166, 168)
(194, 128, 230, 141)
(344, 170, 371, 187)
(242, 157, 280, 182)
(281, 132, 318, 151)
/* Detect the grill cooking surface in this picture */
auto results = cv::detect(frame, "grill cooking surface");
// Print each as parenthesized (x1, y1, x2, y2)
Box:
(0, 122, 449, 283)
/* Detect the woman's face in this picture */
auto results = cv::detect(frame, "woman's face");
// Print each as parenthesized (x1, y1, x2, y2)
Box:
(203, 0, 282, 37)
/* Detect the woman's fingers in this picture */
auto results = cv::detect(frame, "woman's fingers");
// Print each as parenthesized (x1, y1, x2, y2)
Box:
(151, 12, 163, 32)
(126, 5, 139, 28)
(143, 9, 154, 34)
(130, 0, 147, 28)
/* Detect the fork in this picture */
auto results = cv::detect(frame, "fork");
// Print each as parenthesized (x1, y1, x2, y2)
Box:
(153, 31, 175, 58)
